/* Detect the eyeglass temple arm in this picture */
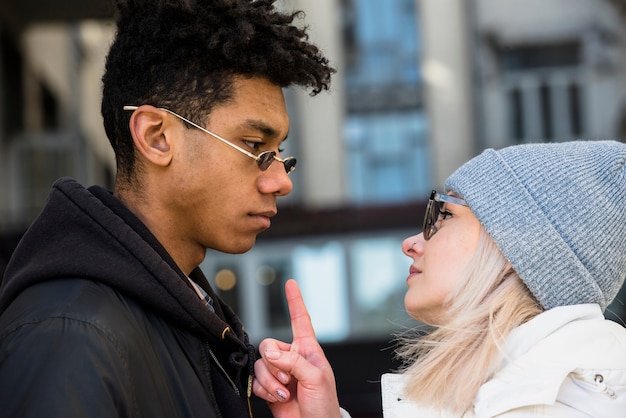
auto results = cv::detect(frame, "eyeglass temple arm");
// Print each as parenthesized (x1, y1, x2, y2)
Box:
(432, 191, 468, 206)
(123, 105, 267, 162)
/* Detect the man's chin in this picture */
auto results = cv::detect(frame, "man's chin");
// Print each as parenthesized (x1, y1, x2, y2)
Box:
(220, 239, 257, 255)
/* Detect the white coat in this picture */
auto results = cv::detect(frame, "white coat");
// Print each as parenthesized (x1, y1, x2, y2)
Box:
(381, 304, 626, 417)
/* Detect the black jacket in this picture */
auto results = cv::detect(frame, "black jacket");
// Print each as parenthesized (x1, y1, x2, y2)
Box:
(0, 178, 256, 417)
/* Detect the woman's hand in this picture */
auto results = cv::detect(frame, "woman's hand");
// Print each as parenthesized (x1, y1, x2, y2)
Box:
(253, 279, 342, 418)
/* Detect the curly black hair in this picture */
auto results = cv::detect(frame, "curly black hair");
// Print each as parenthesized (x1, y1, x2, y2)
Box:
(101, 0, 335, 182)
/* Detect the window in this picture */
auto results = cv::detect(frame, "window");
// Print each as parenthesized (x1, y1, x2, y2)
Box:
(349, 237, 413, 337)
(293, 242, 349, 341)
(345, 111, 429, 203)
(501, 43, 584, 143)
(1, 26, 24, 141)
(341, 0, 429, 204)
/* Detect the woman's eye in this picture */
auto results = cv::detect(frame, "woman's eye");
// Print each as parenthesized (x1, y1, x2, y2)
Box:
(438, 209, 453, 220)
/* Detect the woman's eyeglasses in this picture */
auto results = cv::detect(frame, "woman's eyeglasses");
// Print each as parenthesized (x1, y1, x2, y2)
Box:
(423, 190, 468, 240)
(123, 105, 297, 174)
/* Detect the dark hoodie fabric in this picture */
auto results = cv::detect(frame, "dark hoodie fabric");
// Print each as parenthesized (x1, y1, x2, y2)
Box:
(0, 177, 256, 417)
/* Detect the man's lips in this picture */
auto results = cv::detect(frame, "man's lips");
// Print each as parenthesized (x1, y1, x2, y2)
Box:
(251, 210, 277, 219)
(250, 210, 277, 229)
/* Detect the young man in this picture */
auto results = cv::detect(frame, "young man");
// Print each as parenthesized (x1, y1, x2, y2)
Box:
(0, 1, 333, 417)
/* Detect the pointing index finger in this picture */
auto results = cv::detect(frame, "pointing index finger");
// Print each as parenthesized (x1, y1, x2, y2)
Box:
(283, 280, 332, 379)
(285, 279, 316, 345)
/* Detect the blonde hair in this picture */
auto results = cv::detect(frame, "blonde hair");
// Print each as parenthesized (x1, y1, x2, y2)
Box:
(395, 229, 543, 414)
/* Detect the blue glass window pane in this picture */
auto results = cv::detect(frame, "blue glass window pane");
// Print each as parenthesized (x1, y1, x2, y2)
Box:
(345, 111, 430, 203)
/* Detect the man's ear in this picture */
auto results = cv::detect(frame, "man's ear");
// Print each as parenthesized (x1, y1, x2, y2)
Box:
(127, 105, 174, 167)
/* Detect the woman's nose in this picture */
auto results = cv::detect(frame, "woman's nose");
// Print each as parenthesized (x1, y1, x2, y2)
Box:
(402, 233, 424, 257)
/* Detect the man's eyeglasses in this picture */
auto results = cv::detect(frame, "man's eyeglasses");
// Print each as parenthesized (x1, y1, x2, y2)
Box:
(123, 105, 297, 174)
(423, 190, 468, 240)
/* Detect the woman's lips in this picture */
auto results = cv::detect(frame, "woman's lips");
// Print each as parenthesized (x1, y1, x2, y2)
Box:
(409, 265, 422, 275)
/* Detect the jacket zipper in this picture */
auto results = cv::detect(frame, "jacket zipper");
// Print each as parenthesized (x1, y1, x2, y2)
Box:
(207, 345, 254, 417)
(207, 345, 240, 396)
(246, 374, 253, 418)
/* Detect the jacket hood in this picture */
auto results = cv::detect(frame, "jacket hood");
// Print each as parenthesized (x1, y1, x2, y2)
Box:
(0, 177, 249, 352)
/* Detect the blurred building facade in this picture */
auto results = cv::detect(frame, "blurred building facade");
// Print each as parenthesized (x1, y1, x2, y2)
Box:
(2, 0, 626, 416)
(203, 0, 626, 344)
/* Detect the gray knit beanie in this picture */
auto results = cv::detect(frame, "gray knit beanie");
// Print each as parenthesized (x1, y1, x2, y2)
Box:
(444, 140, 626, 311)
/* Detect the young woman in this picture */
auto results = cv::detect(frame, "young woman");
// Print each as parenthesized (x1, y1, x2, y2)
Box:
(252, 140, 626, 417)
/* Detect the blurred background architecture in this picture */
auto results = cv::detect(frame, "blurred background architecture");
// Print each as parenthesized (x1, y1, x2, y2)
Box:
(2, 0, 626, 416)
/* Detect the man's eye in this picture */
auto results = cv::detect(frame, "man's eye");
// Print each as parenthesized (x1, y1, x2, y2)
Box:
(243, 140, 261, 150)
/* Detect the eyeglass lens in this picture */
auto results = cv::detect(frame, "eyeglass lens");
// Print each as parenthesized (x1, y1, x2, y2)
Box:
(423, 200, 432, 240)
(282, 158, 297, 174)
(257, 151, 297, 174)
(423, 195, 442, 241)
(257, 152, 276, 171)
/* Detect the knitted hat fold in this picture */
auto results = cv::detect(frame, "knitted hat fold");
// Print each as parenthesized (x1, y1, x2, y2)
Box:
(444, 140, 626, 311)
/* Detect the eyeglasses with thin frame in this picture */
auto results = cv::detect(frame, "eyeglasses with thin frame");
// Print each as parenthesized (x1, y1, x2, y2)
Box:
(123, 105, 297, 174)
(423, 190, 469, 240)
